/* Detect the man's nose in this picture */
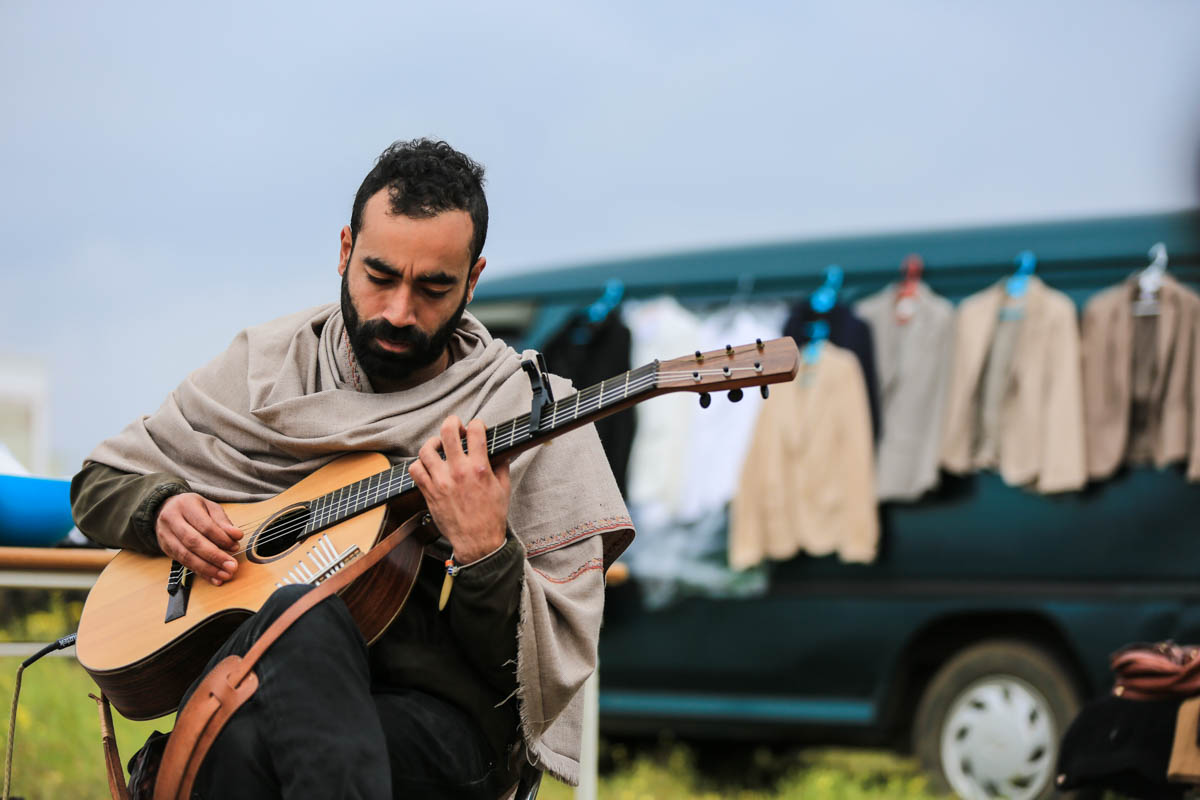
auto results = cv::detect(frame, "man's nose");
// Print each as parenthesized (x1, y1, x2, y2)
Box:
(381, 286, 419, 329)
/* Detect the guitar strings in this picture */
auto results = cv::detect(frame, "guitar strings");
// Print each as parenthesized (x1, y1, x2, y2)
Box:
(234, 365, 766, 558)
(214, 369, 653, 535)
(217, 367, 664, 536)
(179, 364, 768, 579)
(182, 364, 765, 578)
(178, 364, 768, 580)
(178, 369, 664, 575)
(217, 363, 746, 534)
(218, 362, 654, 533)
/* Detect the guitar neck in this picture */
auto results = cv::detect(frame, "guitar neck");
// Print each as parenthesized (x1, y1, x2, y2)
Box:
(304, 361, 661, 532)
(302, 336, 799, 535)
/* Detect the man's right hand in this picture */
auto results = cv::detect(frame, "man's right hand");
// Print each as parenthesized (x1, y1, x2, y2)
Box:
(156, 493, 243, 586)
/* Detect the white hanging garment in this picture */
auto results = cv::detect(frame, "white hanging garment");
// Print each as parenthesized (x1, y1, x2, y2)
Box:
(621, 296, 703, 528)
(675, 303, 788, 522)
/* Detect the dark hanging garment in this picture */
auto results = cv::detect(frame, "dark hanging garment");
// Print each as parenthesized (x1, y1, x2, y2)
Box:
(1056, 695, 1184, 799)
(783, 302, 882, 440)
(542, 312, 636, 495)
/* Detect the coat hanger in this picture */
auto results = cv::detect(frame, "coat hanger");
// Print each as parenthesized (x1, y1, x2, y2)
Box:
(1006, 251, 1036, 298)
(809, 264, 843, 314)
(1001, 251, 1036, 320)
(725, 272, 757, 313)
(1134, 242, 1167, 317)
(566, 279, 625, 345)
(803, 319, 829, 366)
(895, 254, 923, 324)
(804, 265, 841, 364)
(733, 272, 756, 301)
(586, 278, 625, 323)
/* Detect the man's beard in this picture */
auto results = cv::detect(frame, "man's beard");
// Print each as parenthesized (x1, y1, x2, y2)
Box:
(340, 271, 469, 388)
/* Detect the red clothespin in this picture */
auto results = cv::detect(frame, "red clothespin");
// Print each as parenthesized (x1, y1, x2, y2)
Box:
(895, 253, 923, 324)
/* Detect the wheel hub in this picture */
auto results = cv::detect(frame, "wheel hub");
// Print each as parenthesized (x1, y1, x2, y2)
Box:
(939, 675, 1056, 800)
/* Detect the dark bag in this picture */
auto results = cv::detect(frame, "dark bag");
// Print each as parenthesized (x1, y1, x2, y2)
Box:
(127, 730, 170, 800)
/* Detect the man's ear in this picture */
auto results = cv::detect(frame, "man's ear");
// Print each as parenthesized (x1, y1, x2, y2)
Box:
(338, 226, 353, 277)
(466, 257, 486, 303)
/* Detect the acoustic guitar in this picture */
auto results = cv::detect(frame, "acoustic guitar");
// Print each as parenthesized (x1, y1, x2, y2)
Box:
(76, 338, 799, 720)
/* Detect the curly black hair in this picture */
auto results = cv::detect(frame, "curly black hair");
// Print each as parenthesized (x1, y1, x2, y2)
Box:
(350, 138, 488, 264)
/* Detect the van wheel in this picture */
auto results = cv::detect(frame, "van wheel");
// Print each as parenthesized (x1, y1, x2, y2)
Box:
(913, 640, 1082, 800)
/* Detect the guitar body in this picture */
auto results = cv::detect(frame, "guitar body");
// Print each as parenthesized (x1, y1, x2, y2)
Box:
(76, 452, 432, 721)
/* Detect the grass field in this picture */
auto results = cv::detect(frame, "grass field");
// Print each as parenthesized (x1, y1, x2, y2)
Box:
(0, 591, 953, 798)
(1, 656, 168, 799)
(1, 654, 950, 799)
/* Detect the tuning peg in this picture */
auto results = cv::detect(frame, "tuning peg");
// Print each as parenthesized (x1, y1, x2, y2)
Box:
(699, 392, 712, 408)
(728, 388, 743, 402)
(760, 385, 769, 399)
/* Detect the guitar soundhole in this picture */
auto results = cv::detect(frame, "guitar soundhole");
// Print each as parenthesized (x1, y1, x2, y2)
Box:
(250, 504, 312, 561)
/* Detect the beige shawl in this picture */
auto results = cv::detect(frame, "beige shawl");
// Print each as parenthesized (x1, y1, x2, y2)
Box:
(87, 304, 633, 784)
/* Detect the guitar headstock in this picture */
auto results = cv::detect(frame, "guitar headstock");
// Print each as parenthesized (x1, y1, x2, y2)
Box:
(656, 337, 800, 395)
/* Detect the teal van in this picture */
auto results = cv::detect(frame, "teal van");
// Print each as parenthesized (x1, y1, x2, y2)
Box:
(472, 210, 1200, 800)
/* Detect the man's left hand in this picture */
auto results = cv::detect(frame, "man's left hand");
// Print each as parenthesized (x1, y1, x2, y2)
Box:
(409, 415, 511, 564)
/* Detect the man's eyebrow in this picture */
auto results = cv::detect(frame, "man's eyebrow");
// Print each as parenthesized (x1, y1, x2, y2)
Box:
(362, 256, 402, 277)
(415, 271, 458, 287)
(362, 256, 459, 286)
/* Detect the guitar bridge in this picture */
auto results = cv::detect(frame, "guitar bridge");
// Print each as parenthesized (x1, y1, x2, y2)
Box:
(164, 561, 192, 623)
(274, 534, 362, 588)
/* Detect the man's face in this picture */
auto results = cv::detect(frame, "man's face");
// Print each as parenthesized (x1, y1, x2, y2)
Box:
(337, 190, 485, 390)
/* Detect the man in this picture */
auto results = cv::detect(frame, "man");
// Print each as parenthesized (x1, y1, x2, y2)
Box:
(71, 139, 633, 799)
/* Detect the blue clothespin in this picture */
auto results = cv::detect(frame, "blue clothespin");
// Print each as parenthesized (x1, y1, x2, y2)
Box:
(1006, 251, 1036, 299)
(803, 320, 830, 365)
(586, 279, 625, 323)
(809, 265, 843, 314)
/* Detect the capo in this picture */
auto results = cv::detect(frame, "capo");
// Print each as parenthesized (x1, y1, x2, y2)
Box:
(521, 354, 555, 434)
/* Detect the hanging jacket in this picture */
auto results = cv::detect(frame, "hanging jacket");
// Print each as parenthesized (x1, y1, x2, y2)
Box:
(542, 311, 637, 495)
(783, 302, 882, 440)
(730, 343, 878, 569)
(1081, 273, 1200, 481)
(940, 276, 1087, 493)
(854, 282, 955, 501)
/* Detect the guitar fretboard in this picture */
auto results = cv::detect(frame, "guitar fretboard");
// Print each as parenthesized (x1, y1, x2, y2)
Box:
(302, 361, 659, 533)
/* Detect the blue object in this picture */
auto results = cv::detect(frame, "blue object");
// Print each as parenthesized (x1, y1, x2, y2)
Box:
(803, 320, 830, 365)
(809, 265, 843, 314)
(0, 474, 75, 546)
(586, 279, 625, 323)
(1006, 250, 1037, 298)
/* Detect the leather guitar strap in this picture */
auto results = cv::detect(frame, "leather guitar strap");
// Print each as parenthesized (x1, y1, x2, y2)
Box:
(148, 511, 428, 800)
(92, 692, 131, 800)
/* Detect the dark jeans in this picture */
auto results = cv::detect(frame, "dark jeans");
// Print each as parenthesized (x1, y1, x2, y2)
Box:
(180, 585, 501, 800)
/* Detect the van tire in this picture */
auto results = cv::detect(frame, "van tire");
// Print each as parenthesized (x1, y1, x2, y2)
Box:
(913, 639, 1082, 800)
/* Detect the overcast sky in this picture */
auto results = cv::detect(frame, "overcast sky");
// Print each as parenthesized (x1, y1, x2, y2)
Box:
(3, 1, 1200, 472)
